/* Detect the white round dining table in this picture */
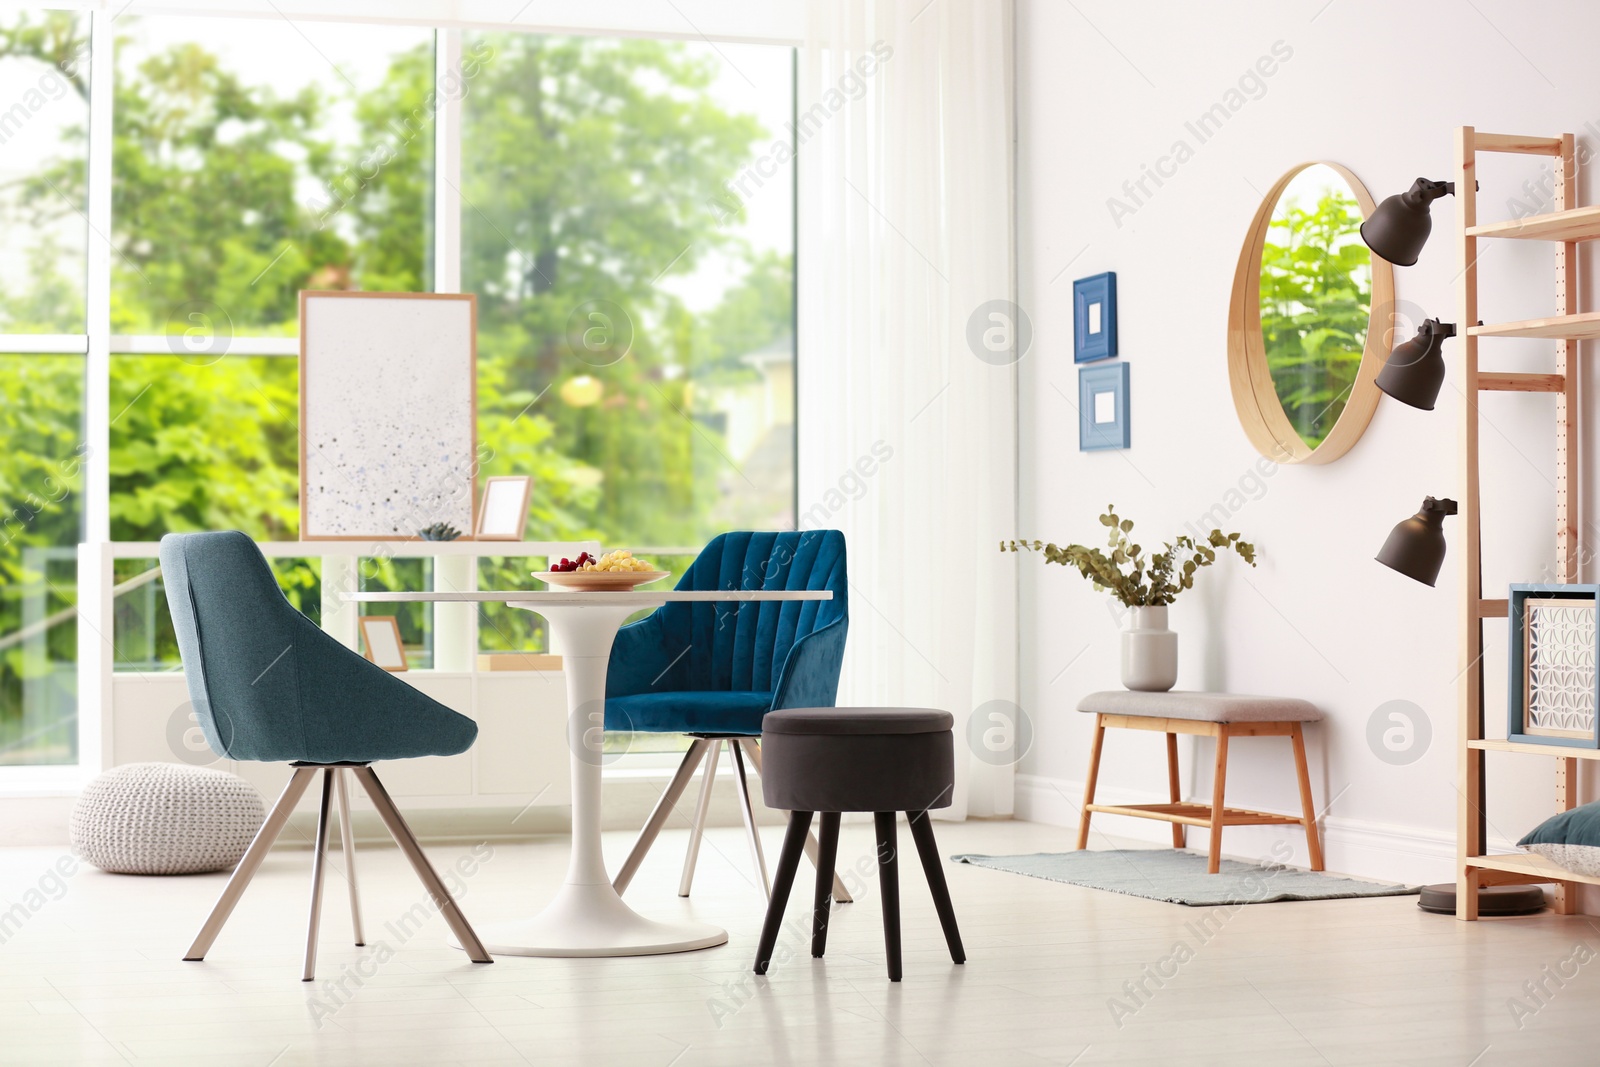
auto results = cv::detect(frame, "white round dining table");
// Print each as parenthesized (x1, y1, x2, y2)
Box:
(342, 587, 832, 958)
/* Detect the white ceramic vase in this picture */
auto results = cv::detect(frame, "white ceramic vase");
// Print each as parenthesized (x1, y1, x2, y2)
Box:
(1121, 605, 1177, 692)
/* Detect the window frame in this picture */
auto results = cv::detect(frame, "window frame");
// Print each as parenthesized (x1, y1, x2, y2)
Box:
(0, 6, 801, 782)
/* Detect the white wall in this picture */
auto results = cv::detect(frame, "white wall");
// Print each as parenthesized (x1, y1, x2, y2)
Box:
(1016, 0, 1600, 886)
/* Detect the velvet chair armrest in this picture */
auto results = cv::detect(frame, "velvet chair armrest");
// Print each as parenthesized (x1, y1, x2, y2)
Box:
(606, 609, 692, 697)
(770, 618, 847, 710)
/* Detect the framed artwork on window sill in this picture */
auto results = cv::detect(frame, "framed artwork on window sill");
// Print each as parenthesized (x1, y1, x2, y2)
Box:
(475, 475, 533, 541)
(359, 615, 409, 672)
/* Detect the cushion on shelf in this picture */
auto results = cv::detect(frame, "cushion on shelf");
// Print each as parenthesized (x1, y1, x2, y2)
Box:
(1519, 801, 1600, 878)
(71, 762, 266, 876)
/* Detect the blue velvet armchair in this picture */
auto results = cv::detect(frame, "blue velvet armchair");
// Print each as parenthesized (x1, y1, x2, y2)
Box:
(604, 531, 851, 901)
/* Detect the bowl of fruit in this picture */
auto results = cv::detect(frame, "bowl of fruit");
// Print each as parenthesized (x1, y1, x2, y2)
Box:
(536, 550, 670, 591)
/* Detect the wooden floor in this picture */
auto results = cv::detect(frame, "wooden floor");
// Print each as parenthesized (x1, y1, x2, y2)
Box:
(2, 818, 1597, 1065)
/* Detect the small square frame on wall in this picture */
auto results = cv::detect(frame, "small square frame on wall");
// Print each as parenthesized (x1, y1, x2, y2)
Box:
(1508, 583, 1600, 749)
(1073, 271, 1117, 363)
(1079, 362, 1130, 451)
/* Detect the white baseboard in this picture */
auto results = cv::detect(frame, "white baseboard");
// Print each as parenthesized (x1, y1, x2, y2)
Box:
(0, 770, 776, 850)
(1016, 772, 1515, 888)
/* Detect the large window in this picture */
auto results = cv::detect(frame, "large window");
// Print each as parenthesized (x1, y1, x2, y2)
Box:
(462, 32, 796, 654)
(1, 10, 89, 766)
(109, 17, 436, 542)
(0, 8, 796, 767)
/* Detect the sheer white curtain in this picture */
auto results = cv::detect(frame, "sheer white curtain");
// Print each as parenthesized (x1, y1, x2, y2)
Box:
(796, 0, 1017, 819)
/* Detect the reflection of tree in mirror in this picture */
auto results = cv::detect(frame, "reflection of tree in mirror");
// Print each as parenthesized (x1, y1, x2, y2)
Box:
(1258, 187, 1371, 449)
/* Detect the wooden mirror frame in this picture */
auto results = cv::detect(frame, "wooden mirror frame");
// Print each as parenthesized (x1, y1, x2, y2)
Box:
(1227, 161, 1396, 465)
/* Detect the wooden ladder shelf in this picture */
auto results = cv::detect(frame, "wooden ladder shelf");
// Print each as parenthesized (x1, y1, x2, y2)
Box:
(1457, 127, 1590, 918)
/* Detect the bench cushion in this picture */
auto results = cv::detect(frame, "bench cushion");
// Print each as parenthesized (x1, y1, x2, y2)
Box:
(1077, 690, 1322, 723)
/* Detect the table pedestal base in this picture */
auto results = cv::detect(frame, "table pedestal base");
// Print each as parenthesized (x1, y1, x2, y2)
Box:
(450, 881, 727, 958)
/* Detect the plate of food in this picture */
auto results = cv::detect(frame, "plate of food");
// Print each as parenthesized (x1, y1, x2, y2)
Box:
(535, 550, 670, 591)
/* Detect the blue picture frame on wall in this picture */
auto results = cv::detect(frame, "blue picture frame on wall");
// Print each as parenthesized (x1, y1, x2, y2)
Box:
(1508, 583, 1600, 750)
(1073, 271, 1117, 363)
(1079, 362, 1130, 451)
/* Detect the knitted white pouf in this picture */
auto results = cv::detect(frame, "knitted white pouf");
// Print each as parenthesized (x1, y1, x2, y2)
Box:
(71, 762, 266, 875)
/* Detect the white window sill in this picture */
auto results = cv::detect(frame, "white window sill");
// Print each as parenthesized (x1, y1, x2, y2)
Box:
(0, 766, 92, 797)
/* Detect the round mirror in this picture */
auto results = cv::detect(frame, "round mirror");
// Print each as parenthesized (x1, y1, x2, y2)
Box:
(1228, 161, 1395, 464)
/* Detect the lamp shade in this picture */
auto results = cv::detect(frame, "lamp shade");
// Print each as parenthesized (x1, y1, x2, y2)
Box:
(1375, 319, 1457, 411)
(1376, 496, 1458, 586)
(1360, 178, 1455, 266)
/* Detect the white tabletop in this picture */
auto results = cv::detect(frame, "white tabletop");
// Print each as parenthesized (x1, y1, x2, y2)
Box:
(341, 590, 832, 604)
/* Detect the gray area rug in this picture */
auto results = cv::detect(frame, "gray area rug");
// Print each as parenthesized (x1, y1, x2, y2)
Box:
(951, 849, 1419, 907)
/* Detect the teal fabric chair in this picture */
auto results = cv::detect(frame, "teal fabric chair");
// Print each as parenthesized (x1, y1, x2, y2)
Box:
(160, 531, 492, 979)
(605, 531, 852, 902)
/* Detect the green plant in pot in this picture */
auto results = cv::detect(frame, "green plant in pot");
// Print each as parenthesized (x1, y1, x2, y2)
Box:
(1003, 506, 1256, 691)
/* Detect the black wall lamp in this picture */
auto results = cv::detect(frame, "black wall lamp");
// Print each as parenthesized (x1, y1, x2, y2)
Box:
(1376, 497, 1459, 586)
(1375, 319, 1458, 411)
(1360, 178, 1456, 265)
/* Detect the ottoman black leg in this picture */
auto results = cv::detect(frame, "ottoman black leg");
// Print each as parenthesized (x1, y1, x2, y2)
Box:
(907, 809, 965, 964)
(874, 812, 902, 982)
(754, 810, 813, 975)
(812, 812, 841, 958)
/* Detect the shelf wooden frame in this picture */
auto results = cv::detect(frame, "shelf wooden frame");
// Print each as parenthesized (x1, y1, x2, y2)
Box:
(1467, 311, 1600, 341)
(1468, 852, 1600, 888)
(1469, 738, 1600, 760)
(1457, 128, 1585, 922)
(1467, 204, 1600, 242)
(1476, 372, 1565, 392)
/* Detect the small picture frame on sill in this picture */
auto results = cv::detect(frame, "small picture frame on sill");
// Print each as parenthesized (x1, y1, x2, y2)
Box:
(1079, 362, 1130, 451)
(1073, 271, 1117, 363)
(359, 616, 408, 672)
(475, 475, 533, 541)
(1508, 583, 1600, 749)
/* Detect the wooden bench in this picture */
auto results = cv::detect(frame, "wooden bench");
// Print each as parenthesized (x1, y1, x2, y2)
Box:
(1075, 691, 1324, 873)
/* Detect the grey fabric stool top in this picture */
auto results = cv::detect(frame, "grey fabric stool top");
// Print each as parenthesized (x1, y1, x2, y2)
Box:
(754, 707, 965, 982)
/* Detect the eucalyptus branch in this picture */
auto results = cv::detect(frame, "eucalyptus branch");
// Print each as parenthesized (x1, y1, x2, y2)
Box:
(1002, 505, 1256, 607)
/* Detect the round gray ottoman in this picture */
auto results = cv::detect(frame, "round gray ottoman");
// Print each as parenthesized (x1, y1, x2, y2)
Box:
(71, 762, 266, 875)
(754, 707, 964, 982)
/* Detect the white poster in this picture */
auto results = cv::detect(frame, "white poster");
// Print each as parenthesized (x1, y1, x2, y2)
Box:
(300, 292, 477, 539)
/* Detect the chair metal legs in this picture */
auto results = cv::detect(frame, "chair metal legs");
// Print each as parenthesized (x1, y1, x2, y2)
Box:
(613, 739, 712, 895)
(334, 769, 365, 945)
(679, 739, 724, 896)
(351, 767, 492, 965)
(611, 736, 855, 904)
(730, 740, 771, 900)
(303, 770, 336, 981)
(184, 764, 491, 978)
(186, 766, 317, 962)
